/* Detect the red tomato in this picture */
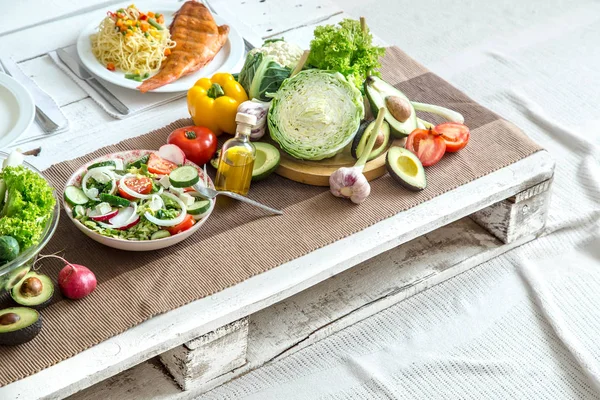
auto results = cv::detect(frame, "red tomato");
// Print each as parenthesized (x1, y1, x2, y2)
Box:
(167, 214, 195, 235)
(147, 153, 178, 175)
(118, 176, 153, 200)
(435, 122, 470, 152)
(405, 128, 447, 167)
(167, 126, 217, 166)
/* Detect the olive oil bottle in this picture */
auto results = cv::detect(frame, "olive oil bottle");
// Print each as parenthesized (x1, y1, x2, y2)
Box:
(214, 113, 257, 195)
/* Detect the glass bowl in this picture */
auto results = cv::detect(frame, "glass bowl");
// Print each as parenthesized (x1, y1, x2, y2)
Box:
(0, 152, 60, 291)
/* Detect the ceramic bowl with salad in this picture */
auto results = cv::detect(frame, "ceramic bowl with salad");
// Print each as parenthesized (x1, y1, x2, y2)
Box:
(63, 145, 214, 251)
(0, 151, 60, 292)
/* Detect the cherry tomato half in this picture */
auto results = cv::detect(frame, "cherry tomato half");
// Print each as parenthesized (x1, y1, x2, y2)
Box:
(435, 122, 470, 152)
(167, 126, 218, 166)
(405, 128, 446, 167)
(167, 214, 195, 235)
(118, 176, 153, 200)
(147, 153, 178, 175)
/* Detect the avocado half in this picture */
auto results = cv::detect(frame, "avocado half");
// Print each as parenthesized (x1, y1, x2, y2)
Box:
(364, 76, 418, 138)
(0, 307, 42, 346)
(11, 272, 54, 310)
(252, 142, 280, 182)
(386, 147, 426, 191)
(351, 119, 391, 161)
(3, 265, 31, 291)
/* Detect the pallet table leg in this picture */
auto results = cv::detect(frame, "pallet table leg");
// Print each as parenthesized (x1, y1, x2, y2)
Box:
(159, 318, 249, 391)
(471, 179, 553, 244)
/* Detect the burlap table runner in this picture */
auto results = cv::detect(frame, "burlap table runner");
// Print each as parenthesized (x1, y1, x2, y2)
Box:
(0, 47, 542, 386)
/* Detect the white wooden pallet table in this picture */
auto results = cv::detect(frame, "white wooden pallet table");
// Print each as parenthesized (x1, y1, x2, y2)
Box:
(0, 1, 554, 399)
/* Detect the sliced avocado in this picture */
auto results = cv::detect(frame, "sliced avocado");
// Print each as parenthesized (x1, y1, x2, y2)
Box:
(364, 76, 418, 138)
(0, 307, 42, 346)
(3, 265, 31, 291)
(386, 147, 426, 191)
(0, 236, 20, 264)
(11, 272, 54, 310)
(252, 143, 280, 182)
(351, 119, 391, 161)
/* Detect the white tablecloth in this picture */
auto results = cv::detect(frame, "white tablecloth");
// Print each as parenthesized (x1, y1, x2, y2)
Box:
(203, 0, 600, 398)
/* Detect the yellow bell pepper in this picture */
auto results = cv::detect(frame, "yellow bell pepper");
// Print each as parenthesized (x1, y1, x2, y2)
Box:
(187, 73, 248, 136)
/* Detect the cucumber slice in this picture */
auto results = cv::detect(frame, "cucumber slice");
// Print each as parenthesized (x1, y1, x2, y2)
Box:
(99, 193, 130, 208)
(151, 230, 171, 240)
(186, 199, 211, 215)
(64, 186, 90, 206)
(73, 205, 86, 218)
(169, 166, 199, 188)
(88, 160, 116, 170)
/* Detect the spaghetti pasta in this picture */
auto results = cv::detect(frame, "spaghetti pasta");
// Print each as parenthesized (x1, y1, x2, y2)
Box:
(90, 5, 176, 77)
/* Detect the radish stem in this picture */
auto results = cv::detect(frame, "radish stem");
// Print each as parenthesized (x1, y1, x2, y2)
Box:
(411, 102, 464, 123)
(355, 107, 385, 171)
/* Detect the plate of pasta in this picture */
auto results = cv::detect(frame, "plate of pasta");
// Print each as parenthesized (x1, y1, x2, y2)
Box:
(76, 2, 245, 93)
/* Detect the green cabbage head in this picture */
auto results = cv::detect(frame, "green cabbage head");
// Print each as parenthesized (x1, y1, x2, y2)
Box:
(268, 70, 365, 160)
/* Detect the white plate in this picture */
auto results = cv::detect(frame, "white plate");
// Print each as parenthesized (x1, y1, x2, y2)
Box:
(0, 74, 35, 149)
(76, 2, 245, 93)
(64, 150, 215, 251)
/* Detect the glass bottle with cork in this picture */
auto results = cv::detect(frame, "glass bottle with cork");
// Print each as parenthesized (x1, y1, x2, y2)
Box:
(214, 112, 257, 196)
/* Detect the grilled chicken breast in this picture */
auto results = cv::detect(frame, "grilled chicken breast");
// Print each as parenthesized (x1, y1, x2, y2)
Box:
(138, 1, 229, 92)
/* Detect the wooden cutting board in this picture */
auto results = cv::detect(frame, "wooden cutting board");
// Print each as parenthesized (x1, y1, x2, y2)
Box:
(274, 138, 405, 187)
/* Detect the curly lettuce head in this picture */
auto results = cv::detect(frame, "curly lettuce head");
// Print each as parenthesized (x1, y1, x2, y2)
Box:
(0, 166, 56, 250)
(268, 70, 365, 160)
(308, 18, 385, 90)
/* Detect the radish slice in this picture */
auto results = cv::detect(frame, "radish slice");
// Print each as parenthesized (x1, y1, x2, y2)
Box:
(99, 215, 140, 231)
(109, 206, 135, 226)
(158, 144, 186, 165)
(88, 208, 118, 222)
(98, 202, 139, 230)
(119, 174, 163, 200)
(144, 192, 187, 227)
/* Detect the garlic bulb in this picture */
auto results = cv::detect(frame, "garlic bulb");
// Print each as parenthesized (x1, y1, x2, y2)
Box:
(328, 107, 385, 205)
(237, 99, 270, 140)
(329, 167, 371, 204)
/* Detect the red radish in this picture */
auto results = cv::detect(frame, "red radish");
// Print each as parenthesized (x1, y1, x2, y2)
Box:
(87, 208, 118, 222)
(33, 255, 97, 300)
(158, 144, 186, 165)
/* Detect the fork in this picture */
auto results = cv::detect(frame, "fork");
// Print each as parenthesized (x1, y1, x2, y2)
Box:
(192, 183, 283, 215)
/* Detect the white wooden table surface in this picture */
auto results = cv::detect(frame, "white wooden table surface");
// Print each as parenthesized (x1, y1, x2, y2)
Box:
(0, 1, 554, 399)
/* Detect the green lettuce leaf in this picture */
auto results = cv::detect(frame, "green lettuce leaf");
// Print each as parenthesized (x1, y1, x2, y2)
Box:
(308, 19, 385, 90)
(0, 166, 56, 250)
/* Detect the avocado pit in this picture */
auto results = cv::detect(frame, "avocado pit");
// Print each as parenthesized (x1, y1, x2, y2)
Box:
(11, 272, 54, 309)
(0, 312, 20, 326)
(20, 277, 43, 298)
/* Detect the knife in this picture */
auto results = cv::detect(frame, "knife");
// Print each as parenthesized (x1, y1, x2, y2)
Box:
(56, 49, 130, 115)
(0, 57, 69, 133)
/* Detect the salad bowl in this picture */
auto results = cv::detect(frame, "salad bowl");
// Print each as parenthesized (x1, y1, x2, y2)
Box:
(63, 150, 215, 251)
(0, 152, 60, 291)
